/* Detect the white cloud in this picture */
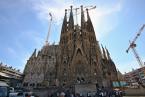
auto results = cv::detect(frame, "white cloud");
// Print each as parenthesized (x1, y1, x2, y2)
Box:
(89, 1, 123, 39)
(29, 0, 123, 40)
(30, 0, 74, 24)
(0, 0, 126, 73)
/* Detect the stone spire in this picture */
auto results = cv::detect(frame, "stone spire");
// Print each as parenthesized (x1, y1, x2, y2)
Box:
(101, 45, 107, 60)
(68, 6, 74, 31)
(60, 9, 67, 45)
(86, 8, 95, 33)
(105, 47, 111, 60)
(81, 5, 85, 30)
(61, 9, 67, 33)
(31, 49, 36, 58)
(96, 42, 103, 59)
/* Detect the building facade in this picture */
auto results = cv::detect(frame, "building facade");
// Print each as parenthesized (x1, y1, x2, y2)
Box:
(0, 62, 23, 88)
(23, 6, 118, 89)
(124, 67, 145, 85)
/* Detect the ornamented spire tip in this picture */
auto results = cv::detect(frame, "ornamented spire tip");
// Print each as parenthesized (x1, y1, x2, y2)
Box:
(65, 9, 67, 14)
(70, 5, 73, 9)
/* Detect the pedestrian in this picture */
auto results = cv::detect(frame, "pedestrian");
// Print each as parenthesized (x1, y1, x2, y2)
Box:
(87, 92, 91, 97)
(60, 92, 65, 97)
(75, 93, 80, 97)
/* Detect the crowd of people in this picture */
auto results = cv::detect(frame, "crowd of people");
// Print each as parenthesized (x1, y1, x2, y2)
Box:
(49, 86, 125, 97)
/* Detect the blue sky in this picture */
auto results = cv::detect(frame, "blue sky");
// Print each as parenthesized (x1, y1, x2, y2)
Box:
(0, 0, 145, 74)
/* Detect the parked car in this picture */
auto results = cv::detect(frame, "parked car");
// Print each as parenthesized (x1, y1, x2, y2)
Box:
(9, 91, 36, 97)
(9, 92, 24, 97)
(0, 81, 10, 97)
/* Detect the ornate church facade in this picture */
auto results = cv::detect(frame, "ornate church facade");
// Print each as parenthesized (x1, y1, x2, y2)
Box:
(23, 6, 118, 89)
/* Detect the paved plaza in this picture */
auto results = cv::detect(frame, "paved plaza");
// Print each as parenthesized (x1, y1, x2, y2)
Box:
(125, 88, 145, 96)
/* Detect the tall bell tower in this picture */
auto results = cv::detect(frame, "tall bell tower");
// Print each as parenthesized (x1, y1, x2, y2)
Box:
(58, 5, 104, 86)
(23, 5, 118, 89)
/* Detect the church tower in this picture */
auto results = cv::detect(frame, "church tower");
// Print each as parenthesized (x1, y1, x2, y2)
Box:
(23, 5, 118, 89)
(58, 6, 104, 86)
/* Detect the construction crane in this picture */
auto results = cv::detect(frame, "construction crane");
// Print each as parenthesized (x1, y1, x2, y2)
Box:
(126, 24, 145, 67)
(44, 6, 96, 45)
(45, 13, 53, 45)
(67, 5, 96, 25)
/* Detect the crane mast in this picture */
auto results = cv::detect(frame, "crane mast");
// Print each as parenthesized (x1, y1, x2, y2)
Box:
(129, 41, 144, 67)
(126, 24, 145, 67)
(45, 6, 96, 46)
(45, 13, 53, 45)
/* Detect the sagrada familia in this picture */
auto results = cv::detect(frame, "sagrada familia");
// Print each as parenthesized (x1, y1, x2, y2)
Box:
(23, 6, 118, 89)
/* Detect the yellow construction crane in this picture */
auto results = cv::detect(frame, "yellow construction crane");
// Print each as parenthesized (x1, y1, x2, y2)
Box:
(126, 24, 145, 67)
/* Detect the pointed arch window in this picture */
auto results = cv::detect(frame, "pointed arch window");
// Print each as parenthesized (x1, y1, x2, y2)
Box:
(76, 49, 82, 55)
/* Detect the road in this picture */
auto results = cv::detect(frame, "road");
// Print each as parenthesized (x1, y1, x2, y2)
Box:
(125, 87, 145, 96)
(124, 96, 145, 97)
